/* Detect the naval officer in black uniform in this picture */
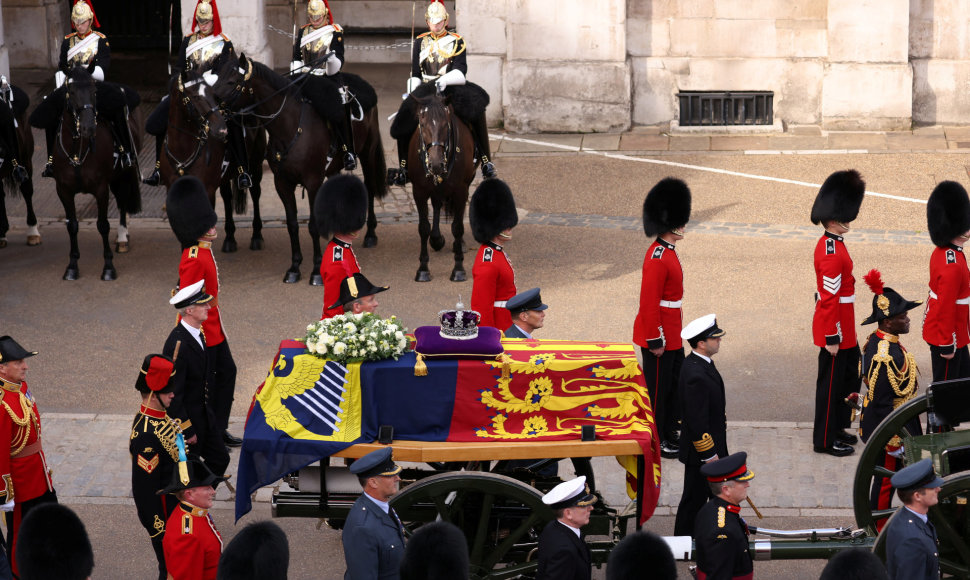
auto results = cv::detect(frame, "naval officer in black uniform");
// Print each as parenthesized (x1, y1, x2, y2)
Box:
(536, 476, 596, 580)
(693, 452, 755, 580)
(884, 458, 942, 580)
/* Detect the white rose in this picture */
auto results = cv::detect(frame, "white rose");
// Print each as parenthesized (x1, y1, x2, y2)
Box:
(344, 323, 357, 334)
(316, 342, 328, 355)
(307, 340, 317, 351)
(395, 331, 404, 340)
(333, 342, 346, 355)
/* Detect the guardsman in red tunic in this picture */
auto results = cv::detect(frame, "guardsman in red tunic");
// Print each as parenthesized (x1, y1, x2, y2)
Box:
(810, 170, 865, 457)
(131, 354, 182, 580)
(161, 457, 226, 580)
(167, 176, 241, 449)
(0, 336, 57, 578)
(633, 177, 691, 459)
(470, 179, 518, 331)
(923, 181, 970, 386)
(313, 174, 368, 318)
(859, 270, 922, 529)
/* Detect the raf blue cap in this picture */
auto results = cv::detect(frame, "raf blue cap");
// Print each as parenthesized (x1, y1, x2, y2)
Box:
(890, 458, 944, 492)
(350, 447, 402, 479)
(505, 288, 548, 315)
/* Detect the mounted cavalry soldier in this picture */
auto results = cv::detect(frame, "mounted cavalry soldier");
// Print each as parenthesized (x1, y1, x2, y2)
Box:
(388, 0, 495, 186)
(30, 0, 139, 179)
(290, 0, 357, 171)
(0, 77, 29, 185)
(143, 0, 252, 191)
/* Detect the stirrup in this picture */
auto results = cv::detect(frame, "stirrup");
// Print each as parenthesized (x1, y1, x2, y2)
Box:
(142, 167, 161, 186)
(481, 161, 497, 179)
(237, 172, 253, 190)
(119, 151, 133, 169)
(11, 162, 27, 184)
(387, 167, 408, 186)
(41, 158, 54, 178)
(342, 151, 357, 171)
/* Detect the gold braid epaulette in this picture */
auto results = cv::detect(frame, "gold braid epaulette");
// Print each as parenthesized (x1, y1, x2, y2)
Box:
(2, 392, 36, 456)
(864, 338, 919, 410)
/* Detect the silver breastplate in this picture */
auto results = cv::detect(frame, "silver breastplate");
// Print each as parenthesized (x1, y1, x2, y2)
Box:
(186, 34, 226, 74)
(300, 25, 335, 63)
(67, 35, 99, 69)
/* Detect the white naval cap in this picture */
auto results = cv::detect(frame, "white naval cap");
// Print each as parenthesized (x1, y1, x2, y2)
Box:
(542, 476, 597, 510)
(169, 279, 213, 309)
(680, 313, 726, 342)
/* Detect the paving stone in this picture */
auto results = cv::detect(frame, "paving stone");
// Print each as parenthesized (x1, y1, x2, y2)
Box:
(827, 132, 887, 150)
(710, 135, 771, 151)
(886, 133, 947, 150)
(944, 126, 970, 140)
(668, 135, 711, 151)
(581, 134, 621, 151)
(618, 133, 670, 151)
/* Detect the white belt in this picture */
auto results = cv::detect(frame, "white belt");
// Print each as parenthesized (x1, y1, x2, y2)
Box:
(494, 301, 507, 308)
(659, 300, 682, 308)
(839, 295, 855, 303)
(928, 290, 970, 304)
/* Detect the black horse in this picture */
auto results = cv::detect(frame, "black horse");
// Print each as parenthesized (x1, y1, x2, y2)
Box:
(51, 67, 141, 281)
(0, 83, 37, 248)
(407, 92, 477, 282)
(212, 54, 387, 284)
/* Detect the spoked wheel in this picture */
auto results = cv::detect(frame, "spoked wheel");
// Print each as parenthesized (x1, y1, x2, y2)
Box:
(390, 471, 554, 580)
(872, 473, 970, 579)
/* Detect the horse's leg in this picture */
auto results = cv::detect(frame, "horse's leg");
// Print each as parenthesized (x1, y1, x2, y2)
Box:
(59, 185, 81, 280)
(220, 181, 238, 253)
(429, 198, 446, 252)
(363, 185, 377, 249)
(0, 182, 8, 248)
(414, 185, 433, 282)
(22, 177, 41, 246)
(275, 172, 303, 283)
(96, 184, 117, 281)
(449, 186, 467, 282)
(116, 208, 129, 253)
(307, 178, 324, 287)
(249, 176, 263, 251)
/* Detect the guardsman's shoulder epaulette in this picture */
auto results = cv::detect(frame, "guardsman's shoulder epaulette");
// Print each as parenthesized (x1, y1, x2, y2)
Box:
(181, 513, 194, 535)
(449, 31, 463, 40)
(333, 23, 343, 32)
(64, 32, 77, 39)
(189, 246, 199, 259)
(220, 33, 231, 42)
(94, 31, 106, 39)
(417, 31, 431, 39)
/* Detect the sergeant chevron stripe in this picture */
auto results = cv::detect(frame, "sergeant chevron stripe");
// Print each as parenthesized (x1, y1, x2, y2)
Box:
(823, 274, 842, 295)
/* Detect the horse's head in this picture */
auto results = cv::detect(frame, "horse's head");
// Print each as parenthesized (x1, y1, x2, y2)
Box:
(415, 93, 454, 180)
(179, 70, 228, 142)
(66, 66, 97, 138)
(211, 52, 253, 109)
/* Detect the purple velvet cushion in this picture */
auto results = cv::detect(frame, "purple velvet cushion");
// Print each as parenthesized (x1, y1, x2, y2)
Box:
(413, 325, 504, 358)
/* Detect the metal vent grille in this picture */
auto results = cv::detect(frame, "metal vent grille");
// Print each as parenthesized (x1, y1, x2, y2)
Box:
(677, 91, 773, 126)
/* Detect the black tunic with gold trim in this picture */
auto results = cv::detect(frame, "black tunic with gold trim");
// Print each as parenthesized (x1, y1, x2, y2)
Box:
(130, 405, 180, 578)
(694, 496, 754, 580)
(58, 30, 110, 73)
(860, 329, 921, 443)
(174, 31, 234, 78)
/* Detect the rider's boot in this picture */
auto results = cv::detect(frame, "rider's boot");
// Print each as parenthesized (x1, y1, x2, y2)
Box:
(142, 138, 163, 186)
(41, 126, 55, 178)
(340, 103, 357, 171)
(112, 110, 134, 169)
(470, 113, 496, 179)
(227, 123, 252, 191)
(386, 137, 409, 186)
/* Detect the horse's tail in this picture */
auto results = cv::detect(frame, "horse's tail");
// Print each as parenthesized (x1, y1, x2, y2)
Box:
(361, 108, 388, 201)
(112, 169, 143, 215)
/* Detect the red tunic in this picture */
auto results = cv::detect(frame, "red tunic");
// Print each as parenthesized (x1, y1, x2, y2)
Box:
(0, 379, 55, 506)
(163, 501, 223, 580)
(633, 238, 684, 351)
(321, 238, 360, 319)
(923, 245, 970, 351)
(471, 242, 516, 330)
(813, 232, 857, 348)
(177, 242, 226, 345)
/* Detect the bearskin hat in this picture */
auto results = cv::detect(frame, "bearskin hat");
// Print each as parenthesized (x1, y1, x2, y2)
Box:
(927, 181, 970, 247)
(642, 178, 691, 237)
(606, 531, 677, 580)
(819, 548, 888, 580)
(16, 504, 94, 580)
(166, 176, 217, 248)
(469, 179, 518, 244)
(400, 522, 469, 580)
(313, 174, 368, 237)
(217, 521, 290, 580)
(810, 170, 866, 225)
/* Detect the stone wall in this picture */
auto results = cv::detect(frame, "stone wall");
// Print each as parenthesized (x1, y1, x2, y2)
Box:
(909, 0, 970, 125)
(3, 0, 67, 70)
(180, 0, 273, 64)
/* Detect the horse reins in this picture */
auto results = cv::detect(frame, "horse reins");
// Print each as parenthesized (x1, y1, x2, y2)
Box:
(164, 77, 224, 175)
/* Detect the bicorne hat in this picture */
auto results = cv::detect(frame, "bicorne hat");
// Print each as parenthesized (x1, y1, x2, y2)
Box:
(328, 273, 389, 310)
(810, 170, 865, 225)
(861, 269, 922, 325)
(166, 176, 218, 248)
(927, 181, 970, 248)
(470, 179, 518, 244)
(158, 456, 227, 495)
(313, 174, 368, 238)
(642, 177, 691, 237)
(0, 336, 37, 364)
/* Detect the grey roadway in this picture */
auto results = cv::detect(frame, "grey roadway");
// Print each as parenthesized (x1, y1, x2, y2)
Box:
(2, 63, 966, 578)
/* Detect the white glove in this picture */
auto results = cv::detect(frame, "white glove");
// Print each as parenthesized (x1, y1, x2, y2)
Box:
(325, 53, 341, 76)
(0, 499, 13, 513)
(406, 76, 422, 95)
(55, 70, 67, 88)
(91, 66, 105, 82)
(289, 60, 306, 74)
(887, 445, 905, 458)
(202, 71, 218, 87)
(435, 69, 466, 92)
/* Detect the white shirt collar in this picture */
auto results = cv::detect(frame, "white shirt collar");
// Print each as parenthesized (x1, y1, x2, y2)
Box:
(691, 351, 711, 364)
(180, 319, 205, 348)
(557, 519, 581, 538)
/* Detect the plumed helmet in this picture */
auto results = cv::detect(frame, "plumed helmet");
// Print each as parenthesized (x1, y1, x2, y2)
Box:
(16, 504, 94, 580)
(470, 179, 518, 244)
(810, 169, 865, 225)
(71, 0, 99, 28)
(217, 521, 290, 580)
(166, 176, 218, 248)
(927, 181, 970, 248)
(313, 174, 368, 237)
(606, 531, 677, 580)
(642, 177, 691, 237)
(192, 0, 222, 36)
(426, 0, 448, 24)
(400, 522, 469, 580)
(307, 0, 331, 22)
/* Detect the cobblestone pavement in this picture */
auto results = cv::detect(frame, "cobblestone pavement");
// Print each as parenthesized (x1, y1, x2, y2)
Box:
(47, 413, 858, 521)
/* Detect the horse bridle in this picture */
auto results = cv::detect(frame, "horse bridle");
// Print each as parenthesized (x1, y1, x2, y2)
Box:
(59, 81, 97, 168)
(164, 76, 226, 175)
(417, 104, 459, 184)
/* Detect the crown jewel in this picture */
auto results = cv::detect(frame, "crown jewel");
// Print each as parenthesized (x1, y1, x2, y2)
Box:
(438, 295, 481, 340)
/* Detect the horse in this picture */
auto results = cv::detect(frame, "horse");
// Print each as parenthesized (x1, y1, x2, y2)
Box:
(156, 70, 268, 253)
(408, 92, 477, 282)
(52, 67, 142, 281)
(0, 84, 37, 249)
(211, 53, 388, 284)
